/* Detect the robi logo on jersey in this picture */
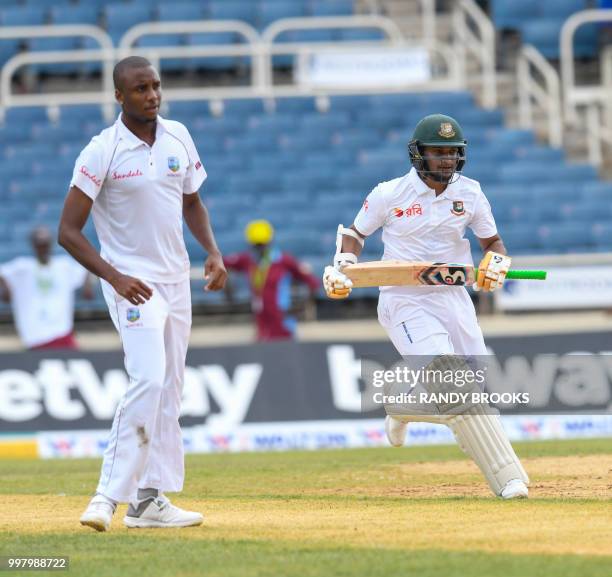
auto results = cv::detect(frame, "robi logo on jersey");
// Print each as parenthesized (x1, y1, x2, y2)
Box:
(393, 203, 423, 218)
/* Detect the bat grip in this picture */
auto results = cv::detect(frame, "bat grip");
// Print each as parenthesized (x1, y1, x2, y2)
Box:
(505, 270, 547, 280)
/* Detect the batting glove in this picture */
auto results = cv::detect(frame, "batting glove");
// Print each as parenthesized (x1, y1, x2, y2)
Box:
(323, 265, 353, 299)
(474, 251, 512, 292)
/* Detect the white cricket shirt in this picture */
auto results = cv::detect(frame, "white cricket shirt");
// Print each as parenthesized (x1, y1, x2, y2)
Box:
(0, 256, 87, 347)
(354, 167, 497, 294)
(70, 114, 206, 283)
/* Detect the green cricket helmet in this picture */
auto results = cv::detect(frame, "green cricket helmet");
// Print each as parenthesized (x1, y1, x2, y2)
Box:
(408, 114, 467, 183)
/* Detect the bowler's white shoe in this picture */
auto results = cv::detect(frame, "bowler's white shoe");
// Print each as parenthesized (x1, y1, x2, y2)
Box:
(124, 495, 203, 528)
(500, 479, 529, 499)
(385, 415, 407, 447)
(80, 494, 116, 532)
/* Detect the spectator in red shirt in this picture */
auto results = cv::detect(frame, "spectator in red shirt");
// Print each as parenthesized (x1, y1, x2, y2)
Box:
(223, 220, 319, 341)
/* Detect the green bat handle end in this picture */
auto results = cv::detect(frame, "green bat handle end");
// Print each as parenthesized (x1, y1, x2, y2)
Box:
(506, 270, 547, 280)
(474, 269, 547, 281)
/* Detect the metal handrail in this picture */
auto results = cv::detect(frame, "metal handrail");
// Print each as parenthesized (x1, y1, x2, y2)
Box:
(0, 25, 114, 118)
(452, 0, 496, 109)
(1, 17, 463, 110)
(560, 9, 609, 123)
(517, 45, 562, 148)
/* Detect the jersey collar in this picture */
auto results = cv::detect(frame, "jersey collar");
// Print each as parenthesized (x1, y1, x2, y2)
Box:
(408, 167, 432, 196)
(116, 113, 167, 150)
(408, 166, 461, 198)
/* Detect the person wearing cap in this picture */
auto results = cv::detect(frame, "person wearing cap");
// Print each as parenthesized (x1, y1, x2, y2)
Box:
(223, 219, 319, 341)
(0, 226, 92, 349)
(322, 114, 529, 500)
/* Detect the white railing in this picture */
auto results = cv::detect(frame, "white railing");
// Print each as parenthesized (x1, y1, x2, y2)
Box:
(0, 16, 463, 113)
(118, 20, 266, 88)
(452, 0, 497, 109)
(0, 25, 114, 120)
(517, 45, 563, 148)
(560, 10, 612, 165)
(560, 9, 609, 123)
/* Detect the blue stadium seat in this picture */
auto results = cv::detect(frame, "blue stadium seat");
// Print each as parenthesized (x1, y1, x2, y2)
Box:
(555, 164, 597, 182)
(513, 146, 564, 163)
(338, 28, 386, 41)
(310, 0, 354, 16)
(32, 122, 84, 142)
(168, 100, 211, 119)
(28, 37, 80, 75)
(59, 104, 105, 125)
(539, 0, 588, 19)
(105, 3, 153, 45)
(491, 0, 538, 30)
(581, 181, 612, 201)
(208, 0, 258, 26)
(330, 94, 373, 112)
(258, 1, 306, 29)
(278, 29, 336, 43)
(136, 34, 187, 72)
(186, 32, 246, 70)
(298, 112, 351, 132)
(224, 98, 266, 117)
(0, 6, 45, 26)
(4, 106, 49, 125)
(500, 162, 559, 183)
(499, 223, 542, 254)
(558, 201, 609, 222)
(156, 2, 206, 22)
(487, 129, 535, 148)
(248, 114, 297, 133)
(274, 96, 317, 113)
(521, 18, 597, 59)
(538, 223, 594, 252)
(50, 5, 100, 25)
(0, 40, 20, 68)
(591, 222, 612, 250)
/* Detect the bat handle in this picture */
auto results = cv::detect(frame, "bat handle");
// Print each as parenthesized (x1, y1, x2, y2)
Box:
(474, 269, 547, 281)
(505, 270, 547, 280)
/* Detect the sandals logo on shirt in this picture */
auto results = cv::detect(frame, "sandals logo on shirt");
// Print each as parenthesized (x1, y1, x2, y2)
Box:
(167, 156, 180, 172)
(451, 200, 465, 216)
(126, 308, 140, 323)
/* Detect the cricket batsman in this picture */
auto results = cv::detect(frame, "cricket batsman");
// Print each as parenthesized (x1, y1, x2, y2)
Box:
(323, 113, 529, 499)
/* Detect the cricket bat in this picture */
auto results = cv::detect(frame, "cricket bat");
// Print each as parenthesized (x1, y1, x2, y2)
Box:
(343, 260, 547, 288)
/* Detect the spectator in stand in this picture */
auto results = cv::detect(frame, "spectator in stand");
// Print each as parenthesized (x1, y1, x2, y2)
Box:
(224, 220, 319, 341)
(0, 226, 92, 349)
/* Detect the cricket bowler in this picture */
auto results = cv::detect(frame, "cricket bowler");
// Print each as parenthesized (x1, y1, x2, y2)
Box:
(59, 56, 227, 530)
(323, 113, 529, 499)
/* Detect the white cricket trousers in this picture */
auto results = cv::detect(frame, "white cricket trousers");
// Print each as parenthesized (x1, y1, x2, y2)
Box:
(377, 287, 488, 357)
(96, 278, 191, 503)
(378, 287, 530, 495)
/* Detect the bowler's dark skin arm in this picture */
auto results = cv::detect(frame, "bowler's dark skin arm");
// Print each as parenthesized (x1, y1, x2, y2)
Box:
(183, 192, 227, 291)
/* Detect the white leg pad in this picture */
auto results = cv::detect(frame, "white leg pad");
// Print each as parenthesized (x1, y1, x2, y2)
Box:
(449, 404, 529, 495)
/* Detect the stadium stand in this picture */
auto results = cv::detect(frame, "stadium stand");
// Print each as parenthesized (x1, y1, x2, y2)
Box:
(490, 0, 598, 58)
(0, 0, 611, 312)
(1, 90, 611, 306)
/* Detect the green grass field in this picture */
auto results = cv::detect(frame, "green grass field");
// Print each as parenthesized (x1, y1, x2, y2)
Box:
(1, 438, 611, 577)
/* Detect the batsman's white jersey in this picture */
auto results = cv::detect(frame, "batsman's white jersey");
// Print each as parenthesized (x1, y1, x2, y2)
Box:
(352, 167, 529, 496)
(70, 114, 205, 503)
(354, 167, 496, 356)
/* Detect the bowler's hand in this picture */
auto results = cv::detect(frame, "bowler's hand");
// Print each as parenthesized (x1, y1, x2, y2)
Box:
(110, 274, 153, 305)
(204, 251, 227, 291)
